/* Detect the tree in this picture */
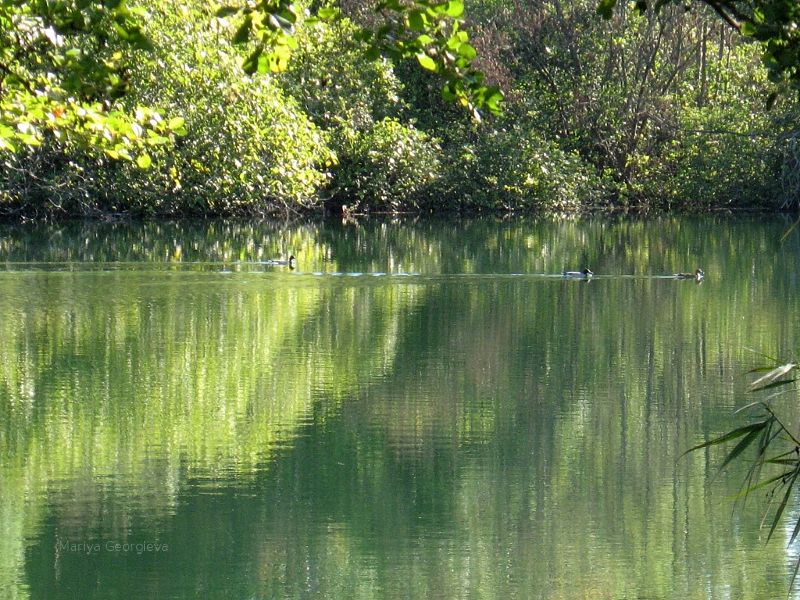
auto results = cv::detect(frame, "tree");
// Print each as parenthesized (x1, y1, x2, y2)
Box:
(0, 0, 501, 163)
(0, 1, 183, 161)
(598, 0, 800, 104)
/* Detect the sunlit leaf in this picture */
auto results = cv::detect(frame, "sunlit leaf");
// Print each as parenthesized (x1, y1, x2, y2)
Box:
(167, 116, 185, 131)
(458, 43, 477, 60)
(317, 7, 339, 20)
(136, 153, 152, 169)
(416, 53, 437, 71)
(750, 363, 797, 391)
(445, 0, 464, 17)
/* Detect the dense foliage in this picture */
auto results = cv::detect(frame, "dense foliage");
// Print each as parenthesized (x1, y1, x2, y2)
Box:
(0, 0, 798, 216)
(600, 0, 800, 99)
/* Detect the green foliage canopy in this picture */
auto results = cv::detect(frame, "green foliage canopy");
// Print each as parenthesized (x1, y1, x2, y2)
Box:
(0, 0, 501, 163)
(0, 0, 181, 159)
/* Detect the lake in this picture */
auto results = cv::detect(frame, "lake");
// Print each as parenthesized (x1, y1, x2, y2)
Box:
(1, 215, 800, 599)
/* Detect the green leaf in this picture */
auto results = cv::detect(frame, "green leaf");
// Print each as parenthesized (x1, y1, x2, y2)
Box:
(317, 7, 339, 19)
(136, 153, 152, 169)
(445, 0, 464, 17)
(750, 363, 797, 391)
(16, 133, 41, 146)
(767, 471, 798, 542)
(167, 116, 185, 131)
(717, 425, 765, 471)
(750, 379, 795, 392)
(0, 136, 17, 152)
(416, 53, 437, 71)
(683, 422, 769, 456)
(485, 87, 503, 114)
(457, 43, 477, 60)
(737, 469, 795, 495)
(268, 12, 294, 35)
(408, 10, 426, 31)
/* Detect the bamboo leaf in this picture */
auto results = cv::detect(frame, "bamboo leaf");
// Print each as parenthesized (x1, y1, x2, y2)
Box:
(735, 470, 795, 496)
(767, 471, 798, 542)
(751, 379, 795, 393)
(734, 400, 768, 414)
(766, 459, 800, 466)
(790, 555, 800, 597)
(789, 499, 800, 546)
(746, 366, 779, 374)
(683, 422, 769, 456)
(744, 347, 780, 363)
(750, 363, 796, 391)
(780, 217, 800, 243)
(718, 426, 766, 472)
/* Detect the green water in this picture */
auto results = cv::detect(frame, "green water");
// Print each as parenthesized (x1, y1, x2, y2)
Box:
(1, 216, 800, 599)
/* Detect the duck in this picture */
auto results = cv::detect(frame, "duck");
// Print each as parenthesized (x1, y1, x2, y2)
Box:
(675, 268, 704, 281)
(562, 268, 594, 278)
(265, 255, 296, 269)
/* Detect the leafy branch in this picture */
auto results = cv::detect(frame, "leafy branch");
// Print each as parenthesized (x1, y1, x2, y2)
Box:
(597, 0, 800, 106)
(685, 361, 800, 591)
(218, 0, 503, 120)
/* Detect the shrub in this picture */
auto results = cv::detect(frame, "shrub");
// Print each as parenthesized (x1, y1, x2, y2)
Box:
(281, 17, 403, 135)
(332, 117, 442, 211)
(644, 104, 782, 209)
(4, 3, 335, 217)
(443, 121, 610, 211)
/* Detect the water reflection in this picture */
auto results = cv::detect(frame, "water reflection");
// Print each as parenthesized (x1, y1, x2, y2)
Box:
(1, 216, 800, 599)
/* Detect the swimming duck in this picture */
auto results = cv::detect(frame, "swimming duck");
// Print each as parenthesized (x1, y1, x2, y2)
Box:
(562, 268, 594, 278)
(265, 255, 296, 269)
(675, 268, 703, 280)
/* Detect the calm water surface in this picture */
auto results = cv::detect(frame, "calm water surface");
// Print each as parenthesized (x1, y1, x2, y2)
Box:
(1, 216, 800, 599)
